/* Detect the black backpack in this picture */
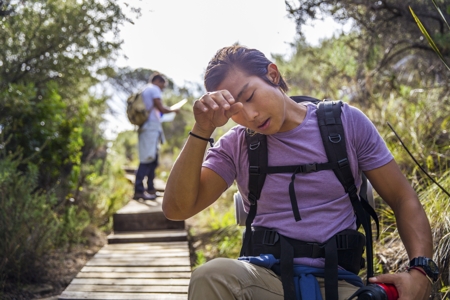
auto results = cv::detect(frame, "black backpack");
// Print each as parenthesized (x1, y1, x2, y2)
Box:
(239, 96, 379, 300)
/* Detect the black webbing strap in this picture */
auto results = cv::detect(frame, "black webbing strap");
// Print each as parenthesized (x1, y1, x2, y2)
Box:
(280, 236, 296, 300)
(240, 132, 268, 257)
(266, 162, 337, 174)
(359, 173, 380, 239)
(324, 237, 339, 300)
(317, 100, 375, 290)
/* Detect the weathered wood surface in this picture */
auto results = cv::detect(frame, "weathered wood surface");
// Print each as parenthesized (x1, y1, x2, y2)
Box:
(113, 198, 185, 233)
(59, 189, 191, 300)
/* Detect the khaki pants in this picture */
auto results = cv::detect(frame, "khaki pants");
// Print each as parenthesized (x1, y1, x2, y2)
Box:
(188, 258, 359, 300)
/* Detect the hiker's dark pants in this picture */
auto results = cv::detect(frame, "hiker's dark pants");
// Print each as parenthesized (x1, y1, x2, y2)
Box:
(134, 155, 158, 193)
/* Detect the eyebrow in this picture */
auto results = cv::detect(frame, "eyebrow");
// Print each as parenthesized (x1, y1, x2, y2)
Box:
(236, 83, 249, 102)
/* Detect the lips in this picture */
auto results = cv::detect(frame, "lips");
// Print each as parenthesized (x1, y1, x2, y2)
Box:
(257, 118, 270, 130)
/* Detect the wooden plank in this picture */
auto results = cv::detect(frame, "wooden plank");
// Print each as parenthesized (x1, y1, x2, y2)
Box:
(107, 230, 187, 244)
(86, 258, 190, 267)
(76, 272, 191, 279)
(91, 254, 189, 260)
(59, 291, 186, 300)
(80, 266, 191, 273)
(65, 284, 188, 293)
(103, 241, 188, 249)
(115, 199, 164, 214)
(70, 278, 190, 286)
(101, 245, 188, 252)
(107, 230, 187, 239)
(93, 252, 189, 259)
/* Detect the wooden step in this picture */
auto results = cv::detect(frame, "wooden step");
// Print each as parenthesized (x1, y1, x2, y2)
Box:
(107, 229, 188, 244)
(59, 241, 191, 300)
(59, 291, 187, 299)
(113, 199, 185, 232)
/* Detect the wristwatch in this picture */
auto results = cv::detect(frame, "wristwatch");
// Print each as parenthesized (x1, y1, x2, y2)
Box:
(409, 257, 439, 283)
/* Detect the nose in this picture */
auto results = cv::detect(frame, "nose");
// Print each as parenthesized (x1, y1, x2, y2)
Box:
(242, 103, 259, 121)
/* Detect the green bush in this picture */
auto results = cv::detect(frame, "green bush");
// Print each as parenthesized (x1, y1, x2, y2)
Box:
(0, 154, 59, 291)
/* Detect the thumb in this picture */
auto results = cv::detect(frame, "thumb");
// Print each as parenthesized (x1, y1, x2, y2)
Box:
(369, 273, 396, 284)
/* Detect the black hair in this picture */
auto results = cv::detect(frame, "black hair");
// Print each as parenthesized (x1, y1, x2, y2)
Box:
(204, 45, 288, 92)
(150, 73, 166, 83)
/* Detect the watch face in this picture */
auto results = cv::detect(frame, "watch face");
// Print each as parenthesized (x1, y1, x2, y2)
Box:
(427, 259, 439, 273)
(411, 257, 439, 281)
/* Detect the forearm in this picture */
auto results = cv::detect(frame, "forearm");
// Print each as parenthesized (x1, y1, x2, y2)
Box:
(394, 194, 433, 259)
(159, 106, 175, 114)
(162, 124, 215, 220)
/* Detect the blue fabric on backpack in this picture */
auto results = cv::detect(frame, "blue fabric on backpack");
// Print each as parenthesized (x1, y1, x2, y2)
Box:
(239, 254, 363, 300)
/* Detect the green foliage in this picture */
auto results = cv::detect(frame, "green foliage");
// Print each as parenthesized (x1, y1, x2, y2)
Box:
(194, 250, 206, 269)
(275, 35, 360, 100)
(189, 185, 243, 265)
(0, 0, 137, 292)
(0, 153, 59, 290)
(410, 2, 450, 70)
(111, 130, 139, 167)
(0, 0, 128, 89)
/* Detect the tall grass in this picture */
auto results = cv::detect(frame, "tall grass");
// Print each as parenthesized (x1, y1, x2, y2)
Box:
(362, 89, 450, 296)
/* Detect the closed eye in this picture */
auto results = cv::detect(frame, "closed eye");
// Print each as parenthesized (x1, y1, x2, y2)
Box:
(246, 91, 255, 102)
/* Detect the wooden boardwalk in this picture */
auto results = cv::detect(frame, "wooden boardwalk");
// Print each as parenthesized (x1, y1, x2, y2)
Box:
(59, 179, 191, 300)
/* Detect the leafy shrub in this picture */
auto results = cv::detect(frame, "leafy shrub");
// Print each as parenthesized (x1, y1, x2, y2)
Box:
(0, 154, 59, 291)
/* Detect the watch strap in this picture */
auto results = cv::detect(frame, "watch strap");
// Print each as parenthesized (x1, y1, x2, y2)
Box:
(409, 256, 439, 282)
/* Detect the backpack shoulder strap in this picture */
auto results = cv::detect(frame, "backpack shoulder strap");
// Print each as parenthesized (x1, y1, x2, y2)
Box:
(240, 130, 268, 257)
(246, 132, 268, 204)
(316, 100, 378, 285)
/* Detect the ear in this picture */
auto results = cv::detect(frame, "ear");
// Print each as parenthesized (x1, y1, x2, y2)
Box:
(266, 63, 280, 85)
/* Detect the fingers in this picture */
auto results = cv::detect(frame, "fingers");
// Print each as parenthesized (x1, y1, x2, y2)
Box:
(369, 274, 396, 284)
(225, 102, 243, 118)
(195, 90, 235, 112)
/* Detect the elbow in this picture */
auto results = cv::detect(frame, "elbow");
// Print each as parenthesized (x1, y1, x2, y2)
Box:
(162, 196, 187, 221)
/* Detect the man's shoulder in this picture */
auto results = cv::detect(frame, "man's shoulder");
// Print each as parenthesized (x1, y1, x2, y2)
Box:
(142, 84, 161, 98)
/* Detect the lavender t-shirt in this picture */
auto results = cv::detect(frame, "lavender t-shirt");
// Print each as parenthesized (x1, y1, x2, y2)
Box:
(203, 102, 393, 267)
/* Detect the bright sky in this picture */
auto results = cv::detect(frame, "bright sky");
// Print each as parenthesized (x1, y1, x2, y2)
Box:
(104, 0, 344, 139)
(115, 0, 343, 86)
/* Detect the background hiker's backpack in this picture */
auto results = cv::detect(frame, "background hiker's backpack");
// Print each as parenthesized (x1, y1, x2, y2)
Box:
(126, 91, 149, 126)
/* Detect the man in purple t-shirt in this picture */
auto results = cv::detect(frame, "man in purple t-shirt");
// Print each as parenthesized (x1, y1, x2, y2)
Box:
(203, 102, 392, 268)
(163, 46, 435, 300)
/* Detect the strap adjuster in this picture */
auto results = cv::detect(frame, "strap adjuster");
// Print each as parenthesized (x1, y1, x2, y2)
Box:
(249, 166, 260, 175)
(302, 163, 317, 173)
(248, 194, 257, 205)
(335, 234, 349, 250)
(347, 184, 358, 196)
(338, 158, 349, 168)
(262, 230, 279, 245)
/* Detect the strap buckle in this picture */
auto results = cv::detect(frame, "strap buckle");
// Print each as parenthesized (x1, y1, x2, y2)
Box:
(335, 234, 350, 250)
(262, 230, 279, 245)
(302, 163, 317, 173)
